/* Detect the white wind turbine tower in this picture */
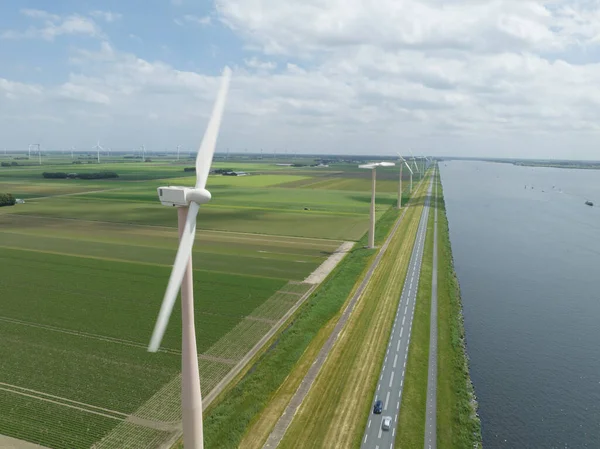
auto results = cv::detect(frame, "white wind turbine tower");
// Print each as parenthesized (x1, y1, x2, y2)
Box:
(93, 141, 103, 163)
(141, 144, 146, 162)
(358, 161, 395, 248)
(177, 145, 182, 161)
(396, 153, 408, 209)
(147, 66, 232, 449)
(404, 159, 414, 193)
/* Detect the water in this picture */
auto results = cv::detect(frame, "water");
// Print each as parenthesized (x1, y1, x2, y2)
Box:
(439, 161, 600, 449)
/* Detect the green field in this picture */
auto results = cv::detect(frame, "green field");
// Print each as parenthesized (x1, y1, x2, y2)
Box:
(0, 156, 423, 448)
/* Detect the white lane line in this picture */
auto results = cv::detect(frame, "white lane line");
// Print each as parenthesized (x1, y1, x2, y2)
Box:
(400, 327, 404, 338)
(404, 305, 408, 314)
(402, 316, 406, 326)
(393, 354, 398, 368)
(397, 340, 401, 351)
(404, 360, 407, 368)
(368, 419, 371, 428)
(396, 400, 400, 409)
(389, 371, 395, 387)
(364, 434, 368, 443)
(401, 379, 403, 387)
(384, 391, 390, 410)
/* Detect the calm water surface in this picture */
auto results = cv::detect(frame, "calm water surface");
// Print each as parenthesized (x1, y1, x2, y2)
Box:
(440, 161, 600, 449)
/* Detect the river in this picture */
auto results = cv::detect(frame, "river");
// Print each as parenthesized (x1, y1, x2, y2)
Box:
(440, 160, 600, 448)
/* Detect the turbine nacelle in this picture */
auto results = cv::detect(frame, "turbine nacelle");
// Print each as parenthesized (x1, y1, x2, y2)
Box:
(157, 186, 212, 207)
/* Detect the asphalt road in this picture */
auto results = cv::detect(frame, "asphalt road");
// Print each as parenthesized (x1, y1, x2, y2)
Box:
(361, 176, 433, 449)
(424, 170, 438, 449)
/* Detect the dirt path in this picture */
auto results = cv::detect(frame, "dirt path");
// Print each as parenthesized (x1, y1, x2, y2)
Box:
(303, 241, 354, 284)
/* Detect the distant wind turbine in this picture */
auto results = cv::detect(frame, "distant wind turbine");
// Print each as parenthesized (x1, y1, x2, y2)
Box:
(358, 161, 395, 248)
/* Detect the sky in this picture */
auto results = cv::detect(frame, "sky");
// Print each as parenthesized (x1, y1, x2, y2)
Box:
(1, 0, 600, 159)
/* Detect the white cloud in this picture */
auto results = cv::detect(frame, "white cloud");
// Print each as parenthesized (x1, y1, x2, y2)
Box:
(3, 2, 600, 158)
(90, 11, 123, 23)
(1, 9, 102, 41)
(244, 57, 277, 70)
(176, 14, 212, 26)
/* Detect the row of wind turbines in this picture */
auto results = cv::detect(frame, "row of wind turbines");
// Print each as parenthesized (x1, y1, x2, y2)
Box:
(359, 152, 432, 248)
(146, 65, 435, 449)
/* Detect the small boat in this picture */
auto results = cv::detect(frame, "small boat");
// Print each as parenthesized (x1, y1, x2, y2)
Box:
(585, 200, 594, 207)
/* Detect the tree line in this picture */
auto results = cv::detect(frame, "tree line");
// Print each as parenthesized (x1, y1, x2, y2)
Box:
(0, 193, 16, 207)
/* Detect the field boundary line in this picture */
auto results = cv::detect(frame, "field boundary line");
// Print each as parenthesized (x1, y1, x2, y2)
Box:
(0, 316, 182, 356)
(28, 188, 123, 201)
(7, 214, 346, 243)
(0, 382, 128, 417)
(0, 387, 125, 421)
(262, 175, 429, 448)
(0, 245, 293, 281)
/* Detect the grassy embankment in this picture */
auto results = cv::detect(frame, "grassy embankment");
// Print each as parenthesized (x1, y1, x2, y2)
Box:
(395, 173, 435, 447)
(436, 176, 482, 448)
(397, 171, 482, 448)
(271, 174, 431, 448)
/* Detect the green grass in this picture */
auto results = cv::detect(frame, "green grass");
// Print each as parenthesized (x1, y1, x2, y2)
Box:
(395, 181, 435, 447)
(197, 206, 402, 449)
(436, 177, 482, 449)
(0, 248, 285, 350)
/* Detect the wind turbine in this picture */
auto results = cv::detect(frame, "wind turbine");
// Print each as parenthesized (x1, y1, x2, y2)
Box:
(396, 153, 407, 209)
(141, 144, 146, 162)
(147, 66, 231, 449)
(358, 161, 395, 248)
(408, 149, 420, 179)
(93, 141, 103, 163)
(403, 160, 414, 193)
(177, 145, 181, 161)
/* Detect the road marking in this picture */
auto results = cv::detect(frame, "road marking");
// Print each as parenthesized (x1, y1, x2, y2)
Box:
(402, 316, 405, 325)
(396, 400, 400, 409)
(392, 428, 395, 437)
(393, 354, 398, 368)
(404, 305, 408, 314)
(400, 327, 403, 338)
(368, 420, 371, 428)
(384, 391, 390, 410)
(389, 371, 395, 387)
(397, 340, 401, 351)
(364, 434, 368, 443)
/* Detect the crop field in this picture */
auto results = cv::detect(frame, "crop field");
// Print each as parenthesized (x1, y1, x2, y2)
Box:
(0, 156, 416, 448)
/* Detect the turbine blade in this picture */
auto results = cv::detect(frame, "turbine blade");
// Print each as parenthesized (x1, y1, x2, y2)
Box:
(195, 67, 232, 189)
(148, 202, 200, 352)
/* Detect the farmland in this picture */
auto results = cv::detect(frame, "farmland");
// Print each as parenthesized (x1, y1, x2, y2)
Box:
(0, 154, 419, 448)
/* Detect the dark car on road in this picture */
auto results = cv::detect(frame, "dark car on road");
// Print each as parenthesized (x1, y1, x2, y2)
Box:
(373, 399, 383, 414)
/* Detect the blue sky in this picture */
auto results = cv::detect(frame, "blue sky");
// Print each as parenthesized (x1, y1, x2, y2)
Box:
(1, 0, 600, 159)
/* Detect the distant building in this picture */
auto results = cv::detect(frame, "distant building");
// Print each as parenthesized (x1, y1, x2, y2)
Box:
(223, 171, 248, 176)
(15, 199, 25, 204)
(275, 163, 293, 166)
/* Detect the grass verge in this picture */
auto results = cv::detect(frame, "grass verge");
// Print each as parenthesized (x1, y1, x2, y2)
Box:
(437, 175, 482, 448)
(395, 175, 435, 447)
